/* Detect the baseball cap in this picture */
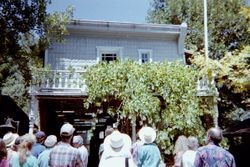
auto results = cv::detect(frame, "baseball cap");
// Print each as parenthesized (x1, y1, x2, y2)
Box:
(44, 135, 57, 148)
(60, 123, 75, 136)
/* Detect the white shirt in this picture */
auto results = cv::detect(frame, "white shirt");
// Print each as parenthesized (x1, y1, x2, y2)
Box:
(99, 156, 137, 167)
(78, 145, 89, 167)
(182, 150, 197, 167)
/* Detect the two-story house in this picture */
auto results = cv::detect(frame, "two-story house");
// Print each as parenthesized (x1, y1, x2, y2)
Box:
(29, 19, 187, 166)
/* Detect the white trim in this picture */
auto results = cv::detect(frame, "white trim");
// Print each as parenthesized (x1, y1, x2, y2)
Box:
(44, 50, 48, 66)
(138, 49, 153, 63)
(96, 46, 123, 62)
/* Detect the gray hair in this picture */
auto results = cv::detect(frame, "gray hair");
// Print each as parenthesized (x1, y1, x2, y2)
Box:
(72, 135, 83, 145)
(187, 136, 199, 150)
(207, 127, 223, 145)
(173, 135, 188, 154)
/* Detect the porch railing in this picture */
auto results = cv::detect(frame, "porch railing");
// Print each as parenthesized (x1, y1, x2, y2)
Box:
(31, 69, 87, 91)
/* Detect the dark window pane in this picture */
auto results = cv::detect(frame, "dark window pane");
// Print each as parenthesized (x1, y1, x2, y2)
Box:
(102, 54, 117, 63)
(141, 53, 149, 63)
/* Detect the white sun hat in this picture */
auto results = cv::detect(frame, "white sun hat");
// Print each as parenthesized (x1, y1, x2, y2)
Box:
(109, 131, 125, 148)
(139, 126, 157, 144)
(3, 132, 19, 148)
(102, 130, 132, 158)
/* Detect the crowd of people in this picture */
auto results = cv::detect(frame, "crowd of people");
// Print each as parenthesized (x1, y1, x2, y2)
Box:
(0, 123, 236, 167)
(172, 128, 236, 167)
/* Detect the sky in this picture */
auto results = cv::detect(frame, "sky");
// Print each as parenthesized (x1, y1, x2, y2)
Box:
(47, 0, 153, 23)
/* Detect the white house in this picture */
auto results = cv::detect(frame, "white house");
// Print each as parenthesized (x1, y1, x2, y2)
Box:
(29, 19, 187, 166)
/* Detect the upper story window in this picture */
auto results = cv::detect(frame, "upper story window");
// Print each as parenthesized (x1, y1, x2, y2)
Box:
(97, 46, 123, 63)
(138, 49, 152, 63)
(101, 53, 117, 63)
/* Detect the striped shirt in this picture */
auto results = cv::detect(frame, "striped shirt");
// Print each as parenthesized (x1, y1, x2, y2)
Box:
(49, 141, 84, 167)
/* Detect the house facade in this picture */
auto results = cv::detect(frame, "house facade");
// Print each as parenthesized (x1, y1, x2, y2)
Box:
(46, 20, 187, 70)
(29, 19, 187, 166)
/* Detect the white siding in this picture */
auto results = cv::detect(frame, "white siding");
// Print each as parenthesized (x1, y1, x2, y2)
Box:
(47, 33, 179, 70)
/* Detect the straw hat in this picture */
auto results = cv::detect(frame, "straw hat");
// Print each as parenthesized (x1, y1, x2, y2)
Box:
(3, 132, 19, 147)
(139, 127, 156, 144)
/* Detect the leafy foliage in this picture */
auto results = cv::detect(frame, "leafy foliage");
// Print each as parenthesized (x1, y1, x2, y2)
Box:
(0, 0, 73, 112)
(42, 6, 74, 46)
(148, 0, 250, 59)
(84, 60, 206, 154)
(0, 0, 49, 88)
(2, 70, 28, 112)
(192, 47, 250, 94)
(240, 6, 250, 32)
(191, 46, 250, 127)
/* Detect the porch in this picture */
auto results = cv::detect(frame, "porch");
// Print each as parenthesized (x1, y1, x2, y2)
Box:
(30, 69, 88, 95)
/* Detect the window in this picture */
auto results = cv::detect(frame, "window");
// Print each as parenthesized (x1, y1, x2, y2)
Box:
(101, 53, 117, 63)
(96, 46, 123, 63)
(138, 49, 152, 63)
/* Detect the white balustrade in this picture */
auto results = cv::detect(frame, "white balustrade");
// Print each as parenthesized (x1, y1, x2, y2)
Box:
(32, 69, 87, 91)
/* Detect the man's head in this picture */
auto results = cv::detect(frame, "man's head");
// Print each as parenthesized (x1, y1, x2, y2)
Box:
(60, 123, 75, 142)
(35, 131, 46, 144)
(207, 127, 223, 145)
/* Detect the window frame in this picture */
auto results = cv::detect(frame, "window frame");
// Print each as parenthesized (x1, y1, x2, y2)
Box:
(96, 46, 123, 62)
(138, 49, 153, 64)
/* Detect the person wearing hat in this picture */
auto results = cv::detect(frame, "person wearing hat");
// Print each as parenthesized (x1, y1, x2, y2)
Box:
(49, 123, 84, 167)
(138, 126, 161, 167)
(72, 135, 89, 167)
(31, 131, 46, 158)
(10, 133, 38, 167)
(99, 126, 114, 160)
(38, 135, 57, 167)
(3, 132, 19, 161)
(99, 130, 136, 167)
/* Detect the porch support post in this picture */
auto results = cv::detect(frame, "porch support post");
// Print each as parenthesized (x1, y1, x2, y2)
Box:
(132, 118, 136, 143)
(28, 93, 39, 134)
(213, 93, 219, 128)
(28, 95, 36, 134)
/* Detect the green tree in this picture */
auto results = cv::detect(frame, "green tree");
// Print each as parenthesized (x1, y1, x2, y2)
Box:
(148, 0, 250, 59)
(0, 0, 73, 112)
(84, 60, 206, 154)
(0, 0, 49, 88)
(0, 1, 73, 88)
(192, 46, 250, 128)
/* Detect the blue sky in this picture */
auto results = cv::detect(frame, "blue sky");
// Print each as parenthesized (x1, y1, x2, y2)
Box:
(47, 0, 153, 23)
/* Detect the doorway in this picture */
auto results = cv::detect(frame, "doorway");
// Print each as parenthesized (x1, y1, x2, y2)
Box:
(38, 97, 114, 167)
